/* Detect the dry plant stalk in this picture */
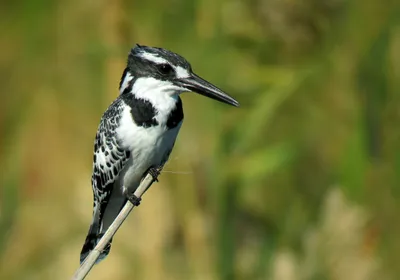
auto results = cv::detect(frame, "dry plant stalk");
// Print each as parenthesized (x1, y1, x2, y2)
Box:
(72, 172, 158, 280)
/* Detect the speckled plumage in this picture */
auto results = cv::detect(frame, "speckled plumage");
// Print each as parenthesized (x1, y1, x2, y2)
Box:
(80, 88, 184, 263)
(80, 47, 185, 264)
(80, 98, 130, 264)
(80, 44, 238, 265)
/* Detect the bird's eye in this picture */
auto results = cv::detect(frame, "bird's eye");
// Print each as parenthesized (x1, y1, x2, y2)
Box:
(159, 64, 174, 74)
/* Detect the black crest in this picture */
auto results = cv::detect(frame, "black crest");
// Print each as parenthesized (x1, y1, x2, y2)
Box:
(126, 45, 192, 81)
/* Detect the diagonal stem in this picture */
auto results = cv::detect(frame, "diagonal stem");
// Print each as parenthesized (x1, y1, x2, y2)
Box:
(72, 172, 158, 280)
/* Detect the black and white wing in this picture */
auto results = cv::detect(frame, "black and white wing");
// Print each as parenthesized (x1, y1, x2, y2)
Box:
(80, 99, 130, 264)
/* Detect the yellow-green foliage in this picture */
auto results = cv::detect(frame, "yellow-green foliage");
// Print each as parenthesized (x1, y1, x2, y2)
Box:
(0, 0, 399, 279)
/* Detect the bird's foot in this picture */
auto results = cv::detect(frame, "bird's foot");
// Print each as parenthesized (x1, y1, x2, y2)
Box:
(126, 193, 141, 206)
(148, 166, 162, 182)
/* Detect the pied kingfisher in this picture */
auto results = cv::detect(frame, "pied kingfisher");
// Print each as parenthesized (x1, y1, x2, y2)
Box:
(80, 44, 239, 264)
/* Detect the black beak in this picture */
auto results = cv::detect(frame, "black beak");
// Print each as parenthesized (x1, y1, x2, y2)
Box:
(176, 73, 239, 107)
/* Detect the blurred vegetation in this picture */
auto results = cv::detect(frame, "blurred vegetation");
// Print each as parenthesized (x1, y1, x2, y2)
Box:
(0, 0, 399, 279)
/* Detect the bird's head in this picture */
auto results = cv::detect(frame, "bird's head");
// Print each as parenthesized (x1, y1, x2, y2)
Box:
(119, 44, 239, 107)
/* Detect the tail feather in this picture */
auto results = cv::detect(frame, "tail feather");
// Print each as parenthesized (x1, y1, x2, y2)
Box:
(80, 232, 113, 264)
(80, 189, 127, 264)
(80, 202, 113, 264)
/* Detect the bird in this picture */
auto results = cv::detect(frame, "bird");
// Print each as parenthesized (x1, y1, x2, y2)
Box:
(80, 44, 239, 264)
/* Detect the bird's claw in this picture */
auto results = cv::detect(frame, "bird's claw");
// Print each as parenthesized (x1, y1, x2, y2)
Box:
(148, 166, 161, 182)
(126, 193, 141, 206)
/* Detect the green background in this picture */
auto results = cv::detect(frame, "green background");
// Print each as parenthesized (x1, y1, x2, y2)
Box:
(1, 0, 399, 279)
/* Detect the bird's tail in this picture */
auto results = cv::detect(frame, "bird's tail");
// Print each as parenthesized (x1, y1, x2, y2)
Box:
(79, 203, 113, 265)
(80, 232, 113, 265)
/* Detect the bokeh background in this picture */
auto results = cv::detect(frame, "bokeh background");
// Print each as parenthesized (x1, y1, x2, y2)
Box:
(1, 0, 399, 279)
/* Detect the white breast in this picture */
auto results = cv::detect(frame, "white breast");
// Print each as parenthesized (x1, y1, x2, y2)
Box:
(116, 105, 182, 192)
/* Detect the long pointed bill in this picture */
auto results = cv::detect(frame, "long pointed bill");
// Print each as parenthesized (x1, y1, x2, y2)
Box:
(177, 73, 239, 107)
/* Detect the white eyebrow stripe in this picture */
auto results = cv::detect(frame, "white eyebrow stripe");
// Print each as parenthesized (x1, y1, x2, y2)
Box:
(119, 72, 133, 94)
(140, 52, 169, 64)
(175, 66, 190, 78)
